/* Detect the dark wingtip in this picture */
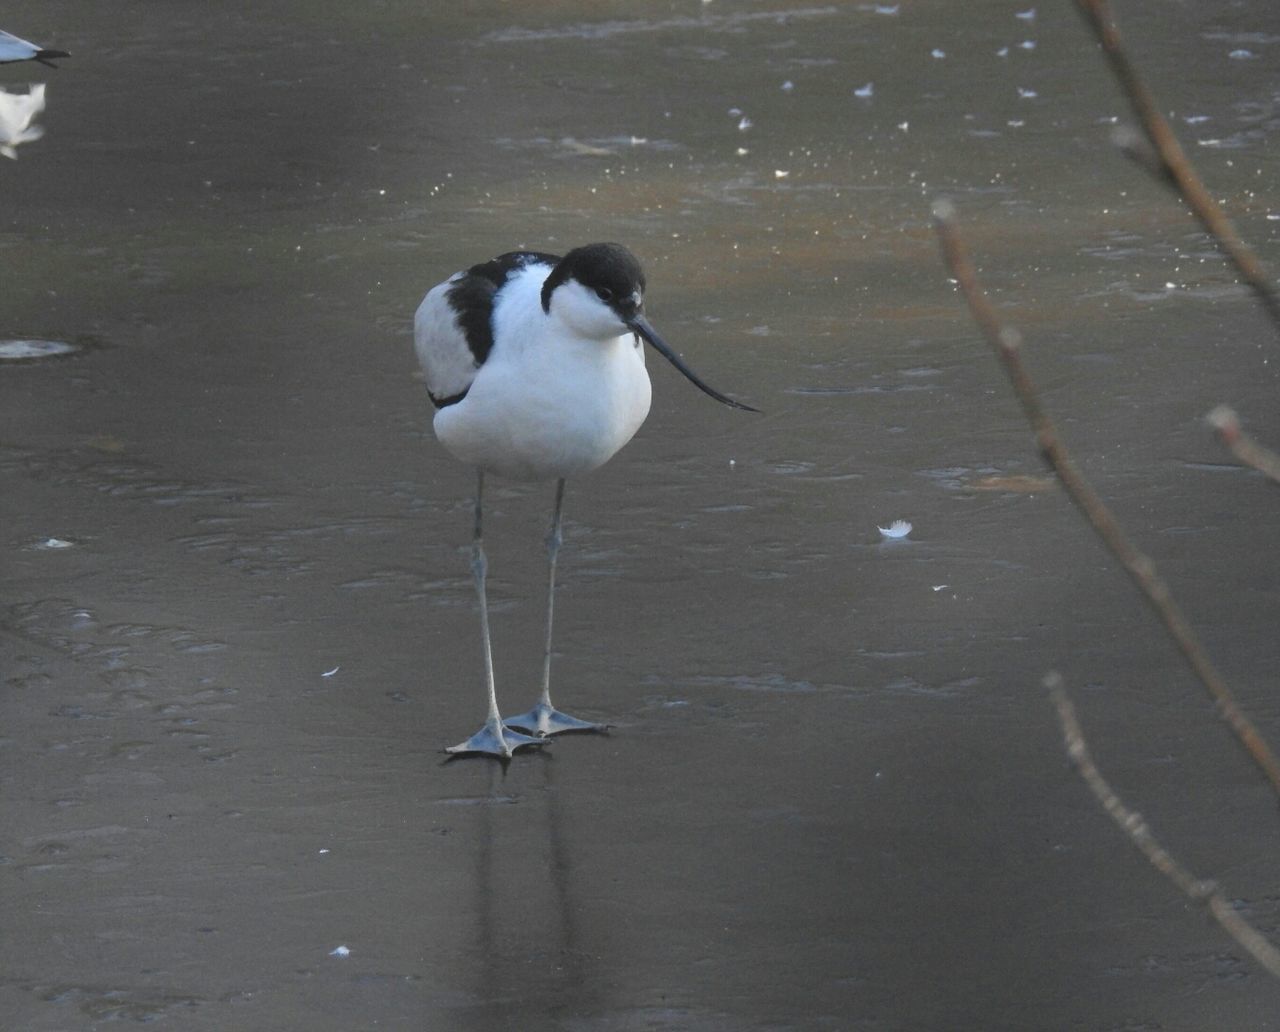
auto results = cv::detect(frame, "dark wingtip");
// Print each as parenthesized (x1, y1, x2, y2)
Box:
(34, 49, 69, 67)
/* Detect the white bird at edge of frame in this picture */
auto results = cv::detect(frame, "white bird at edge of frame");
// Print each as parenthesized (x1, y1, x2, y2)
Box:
(0, 83, 47, 159)
(414, 242, 758, 759)
(0, 30, 69, 66)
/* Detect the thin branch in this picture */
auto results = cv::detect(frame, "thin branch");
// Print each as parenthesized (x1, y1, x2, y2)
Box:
(933, 198, 1280, 801)
(1048, 672, 1280, 982)
(1074, 0, 1280, 331)
(1207, 406, 1280, 486)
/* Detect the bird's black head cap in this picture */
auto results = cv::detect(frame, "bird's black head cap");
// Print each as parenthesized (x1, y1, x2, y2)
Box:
(540, 242, 646, 318)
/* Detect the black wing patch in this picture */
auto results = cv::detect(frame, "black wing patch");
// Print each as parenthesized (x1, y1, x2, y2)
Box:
(429, 388, 470, 410)
(446, 250, 561, 372)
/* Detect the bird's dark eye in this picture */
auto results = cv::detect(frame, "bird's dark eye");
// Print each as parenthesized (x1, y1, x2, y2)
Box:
(595, 287, 614, 302)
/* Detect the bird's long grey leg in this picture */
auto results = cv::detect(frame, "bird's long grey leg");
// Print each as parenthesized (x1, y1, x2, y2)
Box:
(446, 469, 543, 757)
(504, 478, 607, 737)
(538, 477, 567, 712)
(473, 469, 501, 726)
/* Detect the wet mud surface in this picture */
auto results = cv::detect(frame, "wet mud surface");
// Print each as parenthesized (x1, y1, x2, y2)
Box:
(4, 1, 1280, 1028)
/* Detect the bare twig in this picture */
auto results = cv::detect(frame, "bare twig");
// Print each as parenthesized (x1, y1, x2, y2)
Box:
(933, 198, 1280, 801)
(1074, 0, 1280, 331)
(1207, 406, 1280, 486)
(1048, 672, 1280, 981)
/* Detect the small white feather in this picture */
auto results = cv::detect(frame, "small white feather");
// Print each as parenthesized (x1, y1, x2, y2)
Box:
(877, 520, 913, 539)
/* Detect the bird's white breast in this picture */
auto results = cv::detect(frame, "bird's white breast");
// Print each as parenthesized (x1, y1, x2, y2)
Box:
(433, 266, 652, 481)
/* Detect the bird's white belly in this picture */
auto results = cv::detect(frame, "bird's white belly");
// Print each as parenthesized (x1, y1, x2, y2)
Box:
(434, 335, 652, 482)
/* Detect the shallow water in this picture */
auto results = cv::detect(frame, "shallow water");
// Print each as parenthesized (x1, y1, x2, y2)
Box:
(4, 1, 1280, 1029)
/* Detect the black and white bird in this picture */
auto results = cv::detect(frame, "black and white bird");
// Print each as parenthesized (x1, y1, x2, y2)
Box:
(414, 242, 755, 758)
(0, 30, 69, 67)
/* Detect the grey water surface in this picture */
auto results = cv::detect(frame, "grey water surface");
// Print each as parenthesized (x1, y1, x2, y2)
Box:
(4, 1, 1280, 1029)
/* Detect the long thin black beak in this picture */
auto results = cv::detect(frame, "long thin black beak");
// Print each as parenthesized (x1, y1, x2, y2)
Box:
(627, 314, 759, 413)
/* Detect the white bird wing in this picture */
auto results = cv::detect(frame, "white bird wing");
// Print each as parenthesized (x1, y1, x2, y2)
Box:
(413, 250, 559, 408)
(0, 29, 68, 65)
(0, 30, 40, 62)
